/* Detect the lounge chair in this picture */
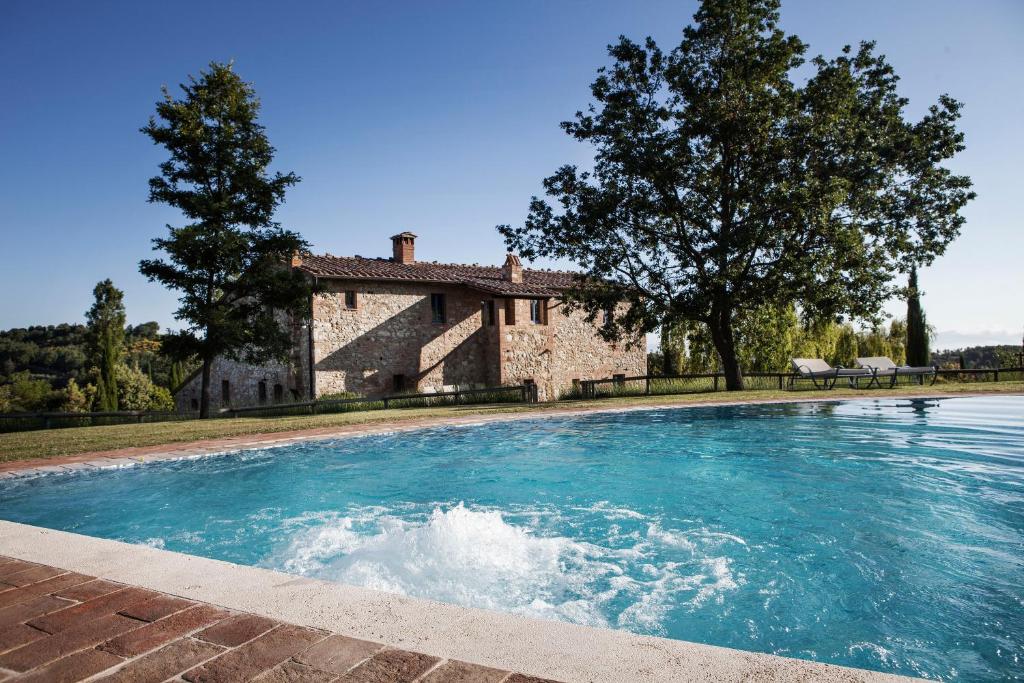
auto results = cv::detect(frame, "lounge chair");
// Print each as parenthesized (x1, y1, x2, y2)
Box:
(855, 357, 937, 388)
(789, 358, 874, 389)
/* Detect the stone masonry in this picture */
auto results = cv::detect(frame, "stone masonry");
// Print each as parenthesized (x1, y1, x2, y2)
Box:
(174, 234, 645, 409)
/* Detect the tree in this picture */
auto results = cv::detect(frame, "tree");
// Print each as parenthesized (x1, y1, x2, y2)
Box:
(60, 378, 93, 413)
(140, 62, 315, 418)
(905, 267, 930, 366)
(659, 322, 686, 375)
(117, 364, 174, 411)
(498, 0, 974, 389)
(85, 280, 126, 411)
(168, 360, 187, 391)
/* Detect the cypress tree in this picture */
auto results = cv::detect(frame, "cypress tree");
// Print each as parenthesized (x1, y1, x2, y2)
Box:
(85, 280, 126, 411)
(905, 267, 930, 367)
(169, 360, 185, 391)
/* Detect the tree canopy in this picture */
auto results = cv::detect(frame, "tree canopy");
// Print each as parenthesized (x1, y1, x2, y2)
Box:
(140, 62, 315, 417)
(499, 0, 974, 389)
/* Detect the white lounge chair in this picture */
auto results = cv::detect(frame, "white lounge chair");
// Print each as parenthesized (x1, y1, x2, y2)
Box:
(855, 357, 937, 388)
(790, 358, 874, 389)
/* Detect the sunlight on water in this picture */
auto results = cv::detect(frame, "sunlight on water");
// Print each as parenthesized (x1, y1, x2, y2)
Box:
(1, 396, 1022, 681)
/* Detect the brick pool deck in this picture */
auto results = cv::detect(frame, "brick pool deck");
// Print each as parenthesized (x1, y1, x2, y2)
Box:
(0, 555, 554, 682)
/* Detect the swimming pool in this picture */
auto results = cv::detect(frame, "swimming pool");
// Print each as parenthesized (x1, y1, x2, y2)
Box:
(1, 396, 1021, 680)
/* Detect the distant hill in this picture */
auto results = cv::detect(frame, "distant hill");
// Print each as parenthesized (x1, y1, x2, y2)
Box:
(0, 321, 168, 388)
(0, 324, 88, 384)
(931, 345, 1023, 369)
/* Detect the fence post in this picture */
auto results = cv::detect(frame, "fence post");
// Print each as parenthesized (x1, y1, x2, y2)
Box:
(645, 377, 651, 395)
(384, 397, 390, 410)
(713, 374, 719, 391)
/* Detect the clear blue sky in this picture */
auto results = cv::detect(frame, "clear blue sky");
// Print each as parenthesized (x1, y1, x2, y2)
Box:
(1, 0, 1021, 349)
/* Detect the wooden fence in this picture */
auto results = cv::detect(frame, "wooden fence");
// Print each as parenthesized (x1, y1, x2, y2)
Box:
(576, 367, 1024, 399)
(0, 383, 538, 433)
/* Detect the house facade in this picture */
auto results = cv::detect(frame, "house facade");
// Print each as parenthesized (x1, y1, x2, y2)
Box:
(174, 233, 645, 410)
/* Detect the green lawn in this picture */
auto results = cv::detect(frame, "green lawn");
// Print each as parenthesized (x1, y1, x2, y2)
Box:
(1, 381, 1021, 463)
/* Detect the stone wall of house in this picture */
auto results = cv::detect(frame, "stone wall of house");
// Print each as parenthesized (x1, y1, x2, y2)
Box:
(173, 283, 646, 410)
(311, 280, 493, 397)
(172, 356, 303, 413)
(173, 315, 311, 413)
(498, 298, 646, 401)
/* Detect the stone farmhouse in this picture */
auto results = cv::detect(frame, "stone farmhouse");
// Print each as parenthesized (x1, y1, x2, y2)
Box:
(174, 233, 646, 410)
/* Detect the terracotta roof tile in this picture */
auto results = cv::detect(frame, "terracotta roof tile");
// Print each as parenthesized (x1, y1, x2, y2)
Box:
(296, 255, 579, 297)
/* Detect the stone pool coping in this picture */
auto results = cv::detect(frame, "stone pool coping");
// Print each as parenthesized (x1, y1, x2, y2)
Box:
(0, 521, 914, 682)
(2, 389, 1016, 479)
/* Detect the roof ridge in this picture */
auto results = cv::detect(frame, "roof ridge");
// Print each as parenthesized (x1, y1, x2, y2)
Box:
(305, 253, 579, 275)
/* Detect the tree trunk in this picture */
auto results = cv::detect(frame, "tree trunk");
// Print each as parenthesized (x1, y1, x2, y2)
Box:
(199, 357, 213, 419)
(709, 306, 744, 391)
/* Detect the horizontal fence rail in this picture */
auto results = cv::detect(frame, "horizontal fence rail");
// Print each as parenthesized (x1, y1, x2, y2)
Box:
(0, 383, 538, 433)
(575, 367, 1024, 400)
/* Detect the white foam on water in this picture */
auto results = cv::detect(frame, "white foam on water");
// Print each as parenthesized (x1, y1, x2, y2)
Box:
(267, 503, 745, 634)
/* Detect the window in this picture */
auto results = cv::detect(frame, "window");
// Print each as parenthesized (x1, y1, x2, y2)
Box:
(258, 381, 267, 404)
(504, 298, 516, 325)
(344, 290, 357, 310)
(482, 300, 496, 326)
(530, 299, 545, 324)
(221, 379, 230, 405)
(273, 384, 284, 403)
(393, 374, 406, 392)
(431, 293, 446, 323)
(190, 398, 199, 411)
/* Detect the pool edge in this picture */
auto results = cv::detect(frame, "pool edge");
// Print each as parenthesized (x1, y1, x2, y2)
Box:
(3, 390, 1020, 478)
(0, 520, 916, 682)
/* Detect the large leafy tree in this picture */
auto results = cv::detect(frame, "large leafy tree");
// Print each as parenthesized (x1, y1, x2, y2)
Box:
(85, 279, 126, 411)
(140, 62, 314, 417)
(499, 0, 974, 389)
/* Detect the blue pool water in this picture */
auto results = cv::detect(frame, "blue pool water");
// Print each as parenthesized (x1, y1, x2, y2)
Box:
(1, 397, 1022, 680)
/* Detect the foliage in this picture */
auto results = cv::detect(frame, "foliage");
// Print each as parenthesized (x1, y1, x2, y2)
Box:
(905, 268, 930, 366)
(498, 0, 974, 390)
(140, 61, 316, 417)
(0, 324, 89, 384)
(60, 378, 93, 413)
(116, 364, 174, 411)
(85, 280, 126, 411)
(932, 345, 1023, 369)
(0, 372, 61, 412)
(658, 322, 686, 375)
(659, 305, 911, 373)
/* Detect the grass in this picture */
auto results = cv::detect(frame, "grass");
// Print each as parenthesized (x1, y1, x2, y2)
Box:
(1, 380, 1021, 463)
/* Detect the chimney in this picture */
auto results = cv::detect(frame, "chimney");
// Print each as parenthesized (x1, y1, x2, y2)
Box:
(502, 253, 523, 283)
(391, 232, 417, 264)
